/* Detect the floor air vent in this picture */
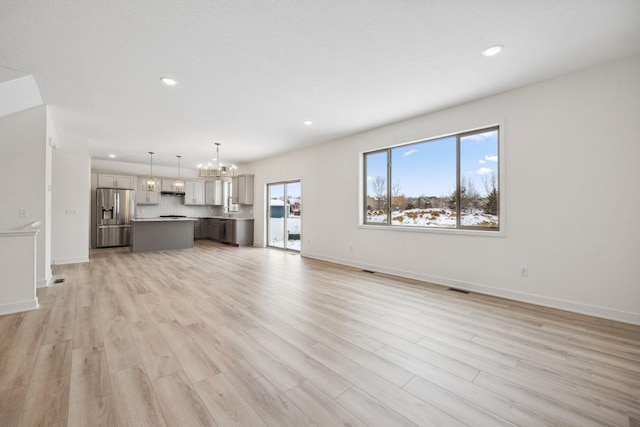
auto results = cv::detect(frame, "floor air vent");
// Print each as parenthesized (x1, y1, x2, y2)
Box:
(54, 278, 65, 284)
(362, 270, 375, 274)
(448, 287, 470, 294)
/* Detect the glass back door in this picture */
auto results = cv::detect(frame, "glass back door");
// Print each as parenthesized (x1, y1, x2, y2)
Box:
(267, 180, 301, 251)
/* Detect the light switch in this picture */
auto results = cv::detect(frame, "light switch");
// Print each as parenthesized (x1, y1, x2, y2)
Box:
(19, 208, 28, 218)
(66, 209, 77, 216)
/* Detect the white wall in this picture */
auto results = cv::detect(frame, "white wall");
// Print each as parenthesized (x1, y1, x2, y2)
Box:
(0, 105, 51, 288)
(92, 158, 204, 179)
(244, 55, 640, 325)
(52, 147, 90, 264)
(45, 109, 54, 275)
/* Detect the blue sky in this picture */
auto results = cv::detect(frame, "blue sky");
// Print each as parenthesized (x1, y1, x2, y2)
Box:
(268, 182, 301, 201)
(366, 130, 498, 198)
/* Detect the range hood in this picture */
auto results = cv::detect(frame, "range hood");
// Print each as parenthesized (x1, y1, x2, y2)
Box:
(161, 191, 185, 196)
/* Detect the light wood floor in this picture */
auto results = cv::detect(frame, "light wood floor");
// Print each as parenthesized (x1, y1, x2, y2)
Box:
(1, 240, 639, 426)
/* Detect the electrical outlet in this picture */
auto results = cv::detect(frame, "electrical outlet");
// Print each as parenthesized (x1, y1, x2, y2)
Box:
(520, 266, 529, 277)
(349, 245, 354, 252)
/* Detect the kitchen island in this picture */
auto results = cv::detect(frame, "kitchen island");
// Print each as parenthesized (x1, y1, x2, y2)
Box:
(130, 218, 196, 253)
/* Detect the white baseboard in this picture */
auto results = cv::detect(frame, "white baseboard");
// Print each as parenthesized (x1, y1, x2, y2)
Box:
(53, 256, 90, 265)
(36, 267, 53, 288)
(0, 298, 39, 316)
(301, 251, 640, 326)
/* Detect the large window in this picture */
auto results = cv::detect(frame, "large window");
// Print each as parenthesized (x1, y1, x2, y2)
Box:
(363, 126, 499, 231)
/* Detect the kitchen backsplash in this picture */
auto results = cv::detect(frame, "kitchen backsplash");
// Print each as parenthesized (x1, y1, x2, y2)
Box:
(136, 195, 253, 218)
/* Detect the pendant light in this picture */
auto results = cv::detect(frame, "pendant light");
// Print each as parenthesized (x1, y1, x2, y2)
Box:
(215, 143, 226, 177)
(172, 155, 185, 192)
(144, 152, 156, 191)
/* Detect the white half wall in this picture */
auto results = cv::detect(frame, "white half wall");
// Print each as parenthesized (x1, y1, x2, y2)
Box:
(0, 231, 39, 315)
(244, 55, 640, 325)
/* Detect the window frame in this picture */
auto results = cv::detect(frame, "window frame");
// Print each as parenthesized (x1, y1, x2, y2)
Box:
(361, 125, 502, 235)
(363, 148, 391, 225)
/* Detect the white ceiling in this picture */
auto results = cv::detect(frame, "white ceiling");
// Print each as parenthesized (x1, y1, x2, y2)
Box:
(1, 0, 639, 168)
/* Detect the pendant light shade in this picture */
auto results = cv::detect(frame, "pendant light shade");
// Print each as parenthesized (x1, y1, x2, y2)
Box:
(172, 155, 185, 192)
(144, 151, 157, 191)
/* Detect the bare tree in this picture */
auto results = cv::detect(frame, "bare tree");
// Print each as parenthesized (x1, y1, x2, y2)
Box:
(459, 176, 480, 210)
(392, 180, 401, 197)
(370, 176, 386, 210)
(448, 177, 481, 212)
(481, 173, 497, 196)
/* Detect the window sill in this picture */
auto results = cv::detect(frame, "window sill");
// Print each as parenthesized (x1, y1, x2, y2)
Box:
(358, 223, 505, 237)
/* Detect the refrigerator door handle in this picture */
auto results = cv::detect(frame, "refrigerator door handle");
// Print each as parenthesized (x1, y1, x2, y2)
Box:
(116, 193, 120, 222)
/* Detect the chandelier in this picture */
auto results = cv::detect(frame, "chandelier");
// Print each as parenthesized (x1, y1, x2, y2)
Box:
(198, 143, 236, 178)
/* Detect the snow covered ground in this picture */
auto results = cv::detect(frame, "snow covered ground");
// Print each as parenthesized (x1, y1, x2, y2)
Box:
(367, 208, 497, 228)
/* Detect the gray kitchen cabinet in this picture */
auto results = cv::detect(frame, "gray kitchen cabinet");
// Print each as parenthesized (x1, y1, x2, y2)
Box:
(137, 178, 161, 204)
(193, 219, 201, 239)
(233, 220, 254, 246)
(199, 219, 210, 239)
(231, 174, 254, 205)
(161, 179, 173, 192)
(184, 181, 205, 205)
(206, 218, 253, 246)
(205, 180, 223, 205)
(209, 219, 222, 242)
(97, 174, 135, 189)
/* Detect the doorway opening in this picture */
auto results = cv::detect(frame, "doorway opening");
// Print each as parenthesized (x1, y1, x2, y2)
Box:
(267, 180, 301, 251)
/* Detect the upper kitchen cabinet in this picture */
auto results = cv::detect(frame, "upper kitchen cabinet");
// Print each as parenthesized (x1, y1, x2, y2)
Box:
(161, 179, 174, 192)
(232, 174, 254, 205)
(205, 180, 223, 205)
(97, 174, 135, 189)
(161, 179, 186, 194)
(137, 177, 161, 204)
(185, 180, 205, 205)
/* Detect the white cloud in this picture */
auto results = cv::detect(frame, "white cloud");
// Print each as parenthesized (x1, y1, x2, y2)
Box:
(367, 176, 373, 181)
(478, 159, 486, 164)
(484, 155, 498, 162)
(403, 148, 418, 157)
(476, 167, 493, 175)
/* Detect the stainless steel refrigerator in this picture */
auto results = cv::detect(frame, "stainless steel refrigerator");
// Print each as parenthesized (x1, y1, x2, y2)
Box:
(96, 188, 135, 247)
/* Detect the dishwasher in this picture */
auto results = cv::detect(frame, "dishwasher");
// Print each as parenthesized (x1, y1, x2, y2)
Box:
(221, 219, 235, 244)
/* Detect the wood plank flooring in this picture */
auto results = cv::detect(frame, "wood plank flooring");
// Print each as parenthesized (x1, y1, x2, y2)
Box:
(1, 239, 639, 426)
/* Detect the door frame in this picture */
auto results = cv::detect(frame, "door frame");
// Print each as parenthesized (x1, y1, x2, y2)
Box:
(266, 179, 302, 251)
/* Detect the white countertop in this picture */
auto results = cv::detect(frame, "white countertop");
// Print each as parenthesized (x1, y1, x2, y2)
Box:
(200, 216, 254, 221)
(133, 216, 254, 222)
(131, 217, 196, 222)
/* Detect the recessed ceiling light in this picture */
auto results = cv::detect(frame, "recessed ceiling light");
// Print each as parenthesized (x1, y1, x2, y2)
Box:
(481, 45, 503, 57)
(303, 120, 313, 126)
(109, 154, 116, 158)
(161, 77, 177, 86)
